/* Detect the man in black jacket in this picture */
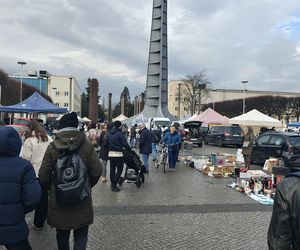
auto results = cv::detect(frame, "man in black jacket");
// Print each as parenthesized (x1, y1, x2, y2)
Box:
(268, 171, 300, 249)
(138, 123, 152, 174)
(108, 121, 131, 191)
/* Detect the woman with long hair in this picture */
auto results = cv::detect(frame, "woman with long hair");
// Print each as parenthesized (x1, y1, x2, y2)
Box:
(98, 123, 109, 182)
(22, 119, 53, 230)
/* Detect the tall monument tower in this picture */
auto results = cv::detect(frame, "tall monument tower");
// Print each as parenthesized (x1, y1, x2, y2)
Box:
(142, 0, 174, 119)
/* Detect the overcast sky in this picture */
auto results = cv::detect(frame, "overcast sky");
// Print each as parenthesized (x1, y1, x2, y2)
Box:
(1, 0, 300, 103)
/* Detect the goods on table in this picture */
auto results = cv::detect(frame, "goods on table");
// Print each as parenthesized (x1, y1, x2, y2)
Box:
(263, 158, 278, 173)
(227, 171, 283, 205)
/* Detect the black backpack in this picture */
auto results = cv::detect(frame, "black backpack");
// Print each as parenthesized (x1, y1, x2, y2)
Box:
(53, 145, 91, 206)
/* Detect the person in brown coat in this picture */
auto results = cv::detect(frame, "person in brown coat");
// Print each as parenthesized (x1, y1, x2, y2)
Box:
(242, 126, 255, 169)
(39, 112, 102, 250)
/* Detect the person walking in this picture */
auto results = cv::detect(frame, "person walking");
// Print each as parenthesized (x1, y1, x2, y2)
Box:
(22, 119, 53, 230)
(242, 126, 255, 170)
(138, 123, 152, 174)
(151, 126, 162, 166)
(163, 126, 181, 172)
(130, 124, 137, 148)
(268, 170, 300, 249)
(0, 126, 41, 250)
(39, 112, 102, 250)
(85, 122, 100, 152)
(98, 123, 109, 182)
(108, 120, 131, 192)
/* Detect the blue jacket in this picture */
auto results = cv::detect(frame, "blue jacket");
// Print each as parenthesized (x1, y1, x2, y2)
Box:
(163, 131, 181, 151)
(108, 127, 131, 152)
(0, 127, 41, 245)
(139, 127, 152, 154)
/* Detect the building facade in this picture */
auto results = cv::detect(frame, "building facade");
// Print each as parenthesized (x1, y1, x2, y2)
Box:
(48, 75, 81, 115)
(10, 70, 49, 94)
(168, 80, 300, 119)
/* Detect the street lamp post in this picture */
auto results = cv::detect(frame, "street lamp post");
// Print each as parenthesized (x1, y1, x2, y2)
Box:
(241, 80, 248, 114)
(38, 77, 43, 93)
(178, 83, 181, 119)
(69, 77, 73, 112)
(17, 61, 27, 102)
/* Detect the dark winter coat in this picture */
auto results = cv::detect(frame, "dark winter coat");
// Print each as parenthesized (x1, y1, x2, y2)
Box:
(98, 130, 109, 161)
(268, 172, 300, 250)
(130, 126, 137, 139)
(108, 127, 131, 152)
(139, 127, 152, 154)
(39, 128, 102, 230)
(163, 131, 181, 152)
(151, 129, 162, 144)
(0, 127, 41, 245)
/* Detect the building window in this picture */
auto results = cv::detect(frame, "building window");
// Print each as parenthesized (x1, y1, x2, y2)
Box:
(55, 102, 60, 107)
(64, 91, 69, 96)
(55, 91, 60, 96)
(175, 107, 179, 111)
(64, 103, 69, 107)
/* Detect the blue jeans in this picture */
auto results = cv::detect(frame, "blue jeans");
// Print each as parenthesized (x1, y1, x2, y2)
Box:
(141, 154, 150, 171)
(168, 150, 177, 169)
(152, 143, 157, 161)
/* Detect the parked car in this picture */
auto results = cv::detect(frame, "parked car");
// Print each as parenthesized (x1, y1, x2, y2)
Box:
(204, 125, 243, 147)
(251, 131, 300, 168)
(5, 125, 27, 137)
(182, 121, 204, 147)
(13, 118, 30, 126)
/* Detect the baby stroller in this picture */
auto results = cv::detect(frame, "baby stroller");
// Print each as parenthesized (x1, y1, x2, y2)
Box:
(119, 149, 145, 188)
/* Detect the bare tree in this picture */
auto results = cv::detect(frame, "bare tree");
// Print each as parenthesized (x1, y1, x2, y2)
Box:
(290, 97, 300, 121)
(179, 71, 211, 115)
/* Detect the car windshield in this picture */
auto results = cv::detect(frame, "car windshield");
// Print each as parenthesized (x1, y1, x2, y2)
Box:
(155, 121, 170, 127)
(289, 136, 300, 147)
(228, 127, 241, 135)
(13, 119, 29, 125)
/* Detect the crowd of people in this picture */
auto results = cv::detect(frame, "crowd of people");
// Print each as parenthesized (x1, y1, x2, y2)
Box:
(2, 114, 298, 249)
(0, 113, 183, 249)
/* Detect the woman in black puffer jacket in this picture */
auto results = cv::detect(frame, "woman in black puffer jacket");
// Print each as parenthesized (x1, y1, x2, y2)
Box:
(0, 126, 41, 249)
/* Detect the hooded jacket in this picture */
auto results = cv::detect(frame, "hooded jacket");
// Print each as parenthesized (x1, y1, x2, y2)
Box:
(39, 128, 102, 230)
(108, 127, 131, 153)
(268, 172, 300, 250)
(0, 127, 41, 245)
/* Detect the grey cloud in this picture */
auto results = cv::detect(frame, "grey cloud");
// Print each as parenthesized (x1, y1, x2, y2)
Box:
(1, 0, 300, 102)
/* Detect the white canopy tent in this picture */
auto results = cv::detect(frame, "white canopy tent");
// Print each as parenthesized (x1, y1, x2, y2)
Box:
(82, 117, 91, 122)
(56, 114, 84, 123)
(229, 109, 282, 128)
(112, 114, 128, 122)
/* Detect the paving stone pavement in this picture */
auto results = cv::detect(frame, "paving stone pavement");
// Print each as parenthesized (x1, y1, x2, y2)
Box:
(0, 145, 273, 249)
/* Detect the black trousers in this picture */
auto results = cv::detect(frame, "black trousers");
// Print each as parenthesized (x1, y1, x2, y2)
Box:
(109, 157, 124, 187)
(33, 181, 48, 228)
(56, 225, 89, 250)
(4, 239, 32, 250)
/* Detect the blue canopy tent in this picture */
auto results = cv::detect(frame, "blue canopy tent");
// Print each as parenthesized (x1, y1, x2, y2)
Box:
(0, 91, 67, 114)
(287, 122, 300, 127)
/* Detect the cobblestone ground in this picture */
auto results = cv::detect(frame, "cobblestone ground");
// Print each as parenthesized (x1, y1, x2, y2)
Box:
(1, 145, 273, 250)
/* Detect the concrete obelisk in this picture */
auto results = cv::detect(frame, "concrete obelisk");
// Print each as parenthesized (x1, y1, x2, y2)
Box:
(142, 0, 175, 119)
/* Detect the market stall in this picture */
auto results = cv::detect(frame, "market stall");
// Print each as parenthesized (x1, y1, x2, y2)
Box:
(184, 149, 283, 206)
(112, 114, 128, 122)
(0, 91, 67, 114)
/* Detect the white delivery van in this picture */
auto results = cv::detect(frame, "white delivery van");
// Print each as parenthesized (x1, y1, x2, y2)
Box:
(147, 117, 171, 130)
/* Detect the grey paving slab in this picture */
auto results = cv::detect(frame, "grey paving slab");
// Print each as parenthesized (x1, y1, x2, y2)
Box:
(0, 145, 273, 250)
